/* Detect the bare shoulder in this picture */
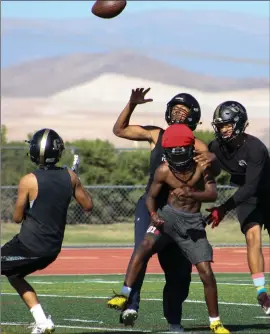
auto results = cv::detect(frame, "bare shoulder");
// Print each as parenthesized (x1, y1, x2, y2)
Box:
(194, 138, 208, 151)
(19, 173, 37, 187)
(155, 162, 170, 180)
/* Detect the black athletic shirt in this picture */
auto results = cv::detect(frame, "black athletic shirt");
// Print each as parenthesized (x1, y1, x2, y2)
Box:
(145, 129, 169, 207)
(18, 167, 73, 256)
(209, 134, 270, 211)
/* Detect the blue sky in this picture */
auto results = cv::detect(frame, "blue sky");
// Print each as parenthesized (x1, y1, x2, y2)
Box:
(2, 1, 269, 19)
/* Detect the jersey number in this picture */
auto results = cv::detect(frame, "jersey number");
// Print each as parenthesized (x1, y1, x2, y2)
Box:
(147, 226, 157, 234)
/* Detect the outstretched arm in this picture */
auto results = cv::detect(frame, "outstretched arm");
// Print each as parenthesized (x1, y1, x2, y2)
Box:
(113, 88, 161, 142)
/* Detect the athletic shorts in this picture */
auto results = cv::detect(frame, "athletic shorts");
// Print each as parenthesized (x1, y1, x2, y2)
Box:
(1, 235, 58, 278)
(236, 197, 270, 235)
(146, 205, 213, 265)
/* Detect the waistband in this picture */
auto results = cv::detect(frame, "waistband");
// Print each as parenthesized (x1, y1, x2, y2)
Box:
(163, 204, 202, 218)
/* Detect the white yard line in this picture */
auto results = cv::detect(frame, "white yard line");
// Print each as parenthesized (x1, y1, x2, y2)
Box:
(26, 279, 255, 287)
(0, 322, 151, 332)
(63, 318, 103, 324)
(1, 292, 260, 307)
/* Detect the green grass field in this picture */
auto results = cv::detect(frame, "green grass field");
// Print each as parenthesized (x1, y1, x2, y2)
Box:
(1, 222, 269, 246)
(1, 273, 270, 333)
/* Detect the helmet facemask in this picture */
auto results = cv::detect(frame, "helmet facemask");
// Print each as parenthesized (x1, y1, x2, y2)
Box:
(169, 104, 191, 125)
(165, 93, 201, 131)
(212, 115, 248, 144)
(164, 145, 195, 172)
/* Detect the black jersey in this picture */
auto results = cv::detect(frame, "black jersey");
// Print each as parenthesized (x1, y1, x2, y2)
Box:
(145, 129, 165, 192)
(18, 167, 73, 256)
(209, 134, 270, 211)
(145, 129, 169, 207)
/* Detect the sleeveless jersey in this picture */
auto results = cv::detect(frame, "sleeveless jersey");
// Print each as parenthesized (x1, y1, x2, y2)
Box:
(18, 167, 73, 256)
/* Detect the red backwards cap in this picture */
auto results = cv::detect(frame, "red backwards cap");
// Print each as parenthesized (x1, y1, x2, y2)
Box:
(162, 124, 195, 148)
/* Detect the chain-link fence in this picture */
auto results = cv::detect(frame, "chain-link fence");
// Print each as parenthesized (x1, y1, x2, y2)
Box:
(1, 185, 237, 224)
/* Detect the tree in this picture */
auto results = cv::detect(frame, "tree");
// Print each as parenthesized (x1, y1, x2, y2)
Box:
(69, 139, 118, 184)
(194, 129, 215, 145)
(111, 150, 150, 185)
(1, 125, 8, 144)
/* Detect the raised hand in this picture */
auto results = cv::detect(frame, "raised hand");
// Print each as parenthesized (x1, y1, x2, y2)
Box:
(129, 88, 153, 105)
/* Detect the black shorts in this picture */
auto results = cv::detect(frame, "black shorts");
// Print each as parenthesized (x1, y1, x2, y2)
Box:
(1, 235, 58, 278)
(236, 197, 270, 235)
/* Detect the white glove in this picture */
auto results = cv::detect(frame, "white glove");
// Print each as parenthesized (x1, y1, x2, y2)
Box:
(71, 154, 80, 175)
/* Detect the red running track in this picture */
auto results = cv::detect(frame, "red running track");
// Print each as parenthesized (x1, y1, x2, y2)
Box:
(32, 247, 270, 275)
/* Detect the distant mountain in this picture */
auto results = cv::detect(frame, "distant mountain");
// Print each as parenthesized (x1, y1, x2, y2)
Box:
(1, 9, 269, 77)
(2, 51, 269, 97)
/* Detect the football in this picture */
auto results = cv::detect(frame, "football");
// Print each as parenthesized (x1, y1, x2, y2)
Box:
(91, 0, 127, 19)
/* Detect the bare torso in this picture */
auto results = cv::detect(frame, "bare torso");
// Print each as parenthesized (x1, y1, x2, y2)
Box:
(163, 163, 205, 213)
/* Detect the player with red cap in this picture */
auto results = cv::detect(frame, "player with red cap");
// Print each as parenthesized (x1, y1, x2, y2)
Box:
(107, 124, 230, 334)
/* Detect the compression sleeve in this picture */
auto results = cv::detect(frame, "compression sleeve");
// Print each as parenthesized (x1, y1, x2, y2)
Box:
(222, 144, 267, 211)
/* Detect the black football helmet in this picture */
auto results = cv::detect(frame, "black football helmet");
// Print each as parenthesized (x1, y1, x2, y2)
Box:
(165, 93, 201, 130)
(212, 101, 248, 143)
(164, 146, 195, 172)
(27, 128, 65, 165)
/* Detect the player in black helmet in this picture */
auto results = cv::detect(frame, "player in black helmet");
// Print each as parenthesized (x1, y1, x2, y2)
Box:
(109, 88, 218, 332)
(1, 128, 93, 334)
(165, 92, 201, 130)
(196, 101, 270, 315)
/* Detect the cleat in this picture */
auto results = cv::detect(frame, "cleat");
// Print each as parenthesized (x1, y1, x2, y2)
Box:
(168, 324, 184, 332)
(258, 292, 270, 315)
(210, 320, 230, 334)
(121, 309, 138, 327)
(107, 292, 128, 311)
(30, 316, 55, 334)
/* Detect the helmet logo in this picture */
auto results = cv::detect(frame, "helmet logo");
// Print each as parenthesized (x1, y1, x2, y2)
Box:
(161, 154, 167, 162)
(53, 138, 62, 150)
(238, 160, 247, 167)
